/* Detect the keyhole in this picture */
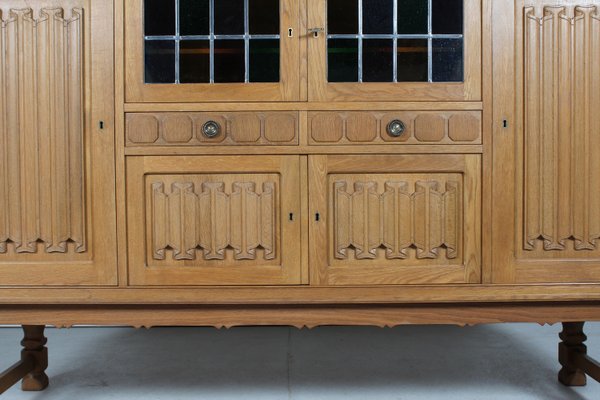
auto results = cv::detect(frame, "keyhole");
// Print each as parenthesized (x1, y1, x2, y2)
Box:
(99, 121, 104, 130)
(315, 212, 320, 222)
(502, 119, 508, 128)
(289, 213, 294, 221)
(288, 28, 293, 37)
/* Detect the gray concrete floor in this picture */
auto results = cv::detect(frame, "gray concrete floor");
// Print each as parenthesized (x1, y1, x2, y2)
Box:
(1, 323, 599, 399)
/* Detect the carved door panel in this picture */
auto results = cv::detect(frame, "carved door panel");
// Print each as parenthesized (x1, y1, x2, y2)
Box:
(0, 1, 116, 285)
(492, 0, 600, 283)
(309, 155, 480, 285)
(127, 156, 302, 286)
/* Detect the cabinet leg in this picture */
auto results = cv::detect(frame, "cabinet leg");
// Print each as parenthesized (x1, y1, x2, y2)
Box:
(20, 325, 49, 391)
(559, 322, 588, 386)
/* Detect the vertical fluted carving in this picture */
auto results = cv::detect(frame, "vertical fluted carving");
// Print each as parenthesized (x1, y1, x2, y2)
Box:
(333, 180, 460, 261)
(0, 8, 85, 254)
(151, 181, 277, 261)
(523, 6, 600, 251)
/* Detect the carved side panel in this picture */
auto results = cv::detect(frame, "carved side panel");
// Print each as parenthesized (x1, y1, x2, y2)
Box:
(523, 6, 600, 254)
(332, 175, 461, 262)
(149, 176, 278, 262)
(0, 8, 85, 254)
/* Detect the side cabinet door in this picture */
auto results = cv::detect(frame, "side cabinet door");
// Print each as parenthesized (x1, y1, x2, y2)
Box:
(127, 156, 302, 286)
(0, 1, 116, 285)
(492, 0, 600, 283)
(309, 155, 480, 285)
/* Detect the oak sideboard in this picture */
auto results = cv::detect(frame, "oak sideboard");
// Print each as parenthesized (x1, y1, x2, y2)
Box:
(1, 0, 600, 394)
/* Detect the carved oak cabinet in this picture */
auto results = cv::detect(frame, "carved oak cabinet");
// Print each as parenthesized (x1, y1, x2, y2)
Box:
(1, 0, 600, 394)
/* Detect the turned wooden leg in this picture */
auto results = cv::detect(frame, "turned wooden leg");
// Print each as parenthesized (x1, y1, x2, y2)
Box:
(559, 321, 587, 386)
(20, 325, 49, 391)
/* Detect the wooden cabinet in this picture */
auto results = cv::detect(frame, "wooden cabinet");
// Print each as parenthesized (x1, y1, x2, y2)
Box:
(309, 155, 480, 285)
(126, 155, 303, 285)
(6, 0, 600, 395)
(0, 0, 116, 285)
(491, 0, 600, 283)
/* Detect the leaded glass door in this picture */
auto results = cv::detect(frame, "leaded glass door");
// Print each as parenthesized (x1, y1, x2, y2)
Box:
(307, 0, 481, 101)
(126, 0, 300, 102)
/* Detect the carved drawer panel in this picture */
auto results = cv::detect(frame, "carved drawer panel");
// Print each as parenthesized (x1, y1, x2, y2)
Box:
(309, 154, 481, 286)
(308, 111, 481, 145)
(126, 112, 298, 146)
(126, 156, 302, 286)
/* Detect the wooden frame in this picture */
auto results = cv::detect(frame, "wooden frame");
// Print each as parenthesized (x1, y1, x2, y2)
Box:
(124, 0, 300, 102)
(126, 155, 303, 286)
(306, 0, 482, 102)
(309, 154, 481, 285)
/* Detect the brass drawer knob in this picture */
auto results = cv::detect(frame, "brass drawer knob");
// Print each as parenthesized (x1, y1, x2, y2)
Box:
(202, 120, 221, 138)
(386, 119, 406, 137)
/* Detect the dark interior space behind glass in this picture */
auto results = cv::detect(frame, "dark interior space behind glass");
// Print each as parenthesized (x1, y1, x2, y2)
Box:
(327, 0, 464, 83)
(144, 0, 280, 84)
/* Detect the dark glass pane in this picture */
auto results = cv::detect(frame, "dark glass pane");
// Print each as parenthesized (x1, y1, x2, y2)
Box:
(432, 39, 463, 81)
(214, 40, 245, 82)
(362, 39, 393, 82)
(215, 0, 245, 34)
(249, 40, 280, 82)
(363, 0, 393, 34)
(180, 0, 209, 35)
(249, 0, 279, 34)
(144, 40, 175, 83)
(397, 0, 427, 34)
(144, 0, 175, 36)
(397, 39, 427, 81)
(432, 0, 463, 34)
(180, 40, 210, 83)
(328, 39, 358, 82)
(328, 0, 358, 34)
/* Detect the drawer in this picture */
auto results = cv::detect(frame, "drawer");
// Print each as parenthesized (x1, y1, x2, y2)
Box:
(308, 111, 481, 145)
(126, 112, 298, 146)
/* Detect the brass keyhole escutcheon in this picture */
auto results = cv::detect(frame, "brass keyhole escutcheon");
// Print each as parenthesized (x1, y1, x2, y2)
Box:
(386, 119, 406, 137)
(202, 121, 221, 138)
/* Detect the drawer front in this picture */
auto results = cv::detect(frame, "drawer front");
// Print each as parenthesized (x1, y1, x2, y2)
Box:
(126, 156, 302, 286)
(309, 154, 481, 285)
(308, 111, 481, 145)
(126, 112, 298, 146)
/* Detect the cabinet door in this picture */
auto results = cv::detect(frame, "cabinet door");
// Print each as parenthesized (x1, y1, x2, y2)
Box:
(307, 0, 481, 101)
(0, 1, 117, 285)
(125, 0, 300, 102)
(309, 155, 480, 285)
(492, 0, 600, 283)
(127, 156, 302, 286)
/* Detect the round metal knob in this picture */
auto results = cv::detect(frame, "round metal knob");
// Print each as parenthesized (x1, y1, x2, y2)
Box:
(386, 119, 406, 137)
(202, 120, 221, 138)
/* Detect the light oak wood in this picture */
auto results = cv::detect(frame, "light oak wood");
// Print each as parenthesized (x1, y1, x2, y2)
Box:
(2, 304, 600, 328)
(126, 112, 299, 146)
(491, 1, 600, 284)
(0, 0, 116, 285)
(309, 155, 480, 285)
(124, 0, 300, 102)
(308, 111, 482, 145)
(126, 156, 303, 286)
(1, 1, 600, 394)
